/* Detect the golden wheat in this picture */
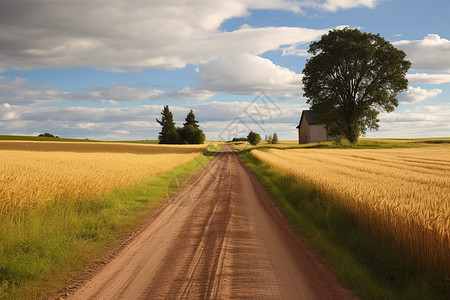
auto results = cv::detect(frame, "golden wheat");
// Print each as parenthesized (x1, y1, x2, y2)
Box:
(251, 146, 450, 281)
(0, 149, 200, 211)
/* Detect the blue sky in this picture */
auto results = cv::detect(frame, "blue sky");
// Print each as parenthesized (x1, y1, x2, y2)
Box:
(0, 0, 449, 140)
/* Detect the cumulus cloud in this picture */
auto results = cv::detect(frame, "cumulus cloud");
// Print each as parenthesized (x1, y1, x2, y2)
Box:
(398, 86, 442, 104)
(319, 0, 380, 12)
(0, 1, 370, 71)
(0, 77, 169, 104)
(2, 99, 447, 140)
(394, 34, 450, 72)
(75, 84, 165, 102)
(371, 103, 450, 138)
(0, 101, 307, 140)
(406, 73, 450, 84)
(167, 88, 216, 101)
(198, 54, 303, 98)
(0, 77, 68, 105)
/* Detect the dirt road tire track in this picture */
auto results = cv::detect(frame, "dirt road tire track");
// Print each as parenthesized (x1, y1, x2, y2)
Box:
(64, 146, 356, 299)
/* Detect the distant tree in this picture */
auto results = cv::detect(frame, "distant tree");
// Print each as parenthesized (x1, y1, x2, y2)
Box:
(302, 28, 411, 143)
(267, 134, 273, 144)
(182, 124, 205, 144)
(247, 131, 261, 145)
(272, 133, 279, 144)
(38, 132, 58, 138)
(157, 107, 205, 144)
(166, 128, 180, 144)
(232, 137, 247, 142)
(181, 110, 205, 144)
(183, 110, 199, 128)
(156, 105, 177, 144)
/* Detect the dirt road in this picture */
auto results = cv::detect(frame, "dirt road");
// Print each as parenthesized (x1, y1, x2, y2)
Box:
(66, 146, 356, 299)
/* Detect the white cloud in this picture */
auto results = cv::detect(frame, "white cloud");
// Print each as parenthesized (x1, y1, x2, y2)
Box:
(281, 43, 309, 56)
(406, 73, 450, 84)
(394, 34, 450, 72)
(168, 88, 216, 101)
(398, 86, 442, 104)
(76, 122, 97, 130)
(0, 1, 362, 71)
(2, 99, 447, 141)
(319, 0, 380, 12)
(0, 77, 170, 105)
(198, 54, 303, 98)
(0, 101, 308, 140)
(0, 77, 66, 105)
(79, 84, 165, 101)
(369, 103, 450, 138)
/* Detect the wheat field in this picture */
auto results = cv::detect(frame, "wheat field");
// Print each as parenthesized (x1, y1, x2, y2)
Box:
(0, 147, 200, 212)
(251, 146, 450, 282)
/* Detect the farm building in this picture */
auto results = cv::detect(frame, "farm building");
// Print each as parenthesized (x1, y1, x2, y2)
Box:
(296, 110, 335, 144)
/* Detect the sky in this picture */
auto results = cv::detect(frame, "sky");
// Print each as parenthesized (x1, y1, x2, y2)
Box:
(0, 0, 449, 141)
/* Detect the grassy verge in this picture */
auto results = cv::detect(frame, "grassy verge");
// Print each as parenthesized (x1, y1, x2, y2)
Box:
(232, 139, 433, 153)
(239, 151, 446, 300)
(0, 154, 214, 299)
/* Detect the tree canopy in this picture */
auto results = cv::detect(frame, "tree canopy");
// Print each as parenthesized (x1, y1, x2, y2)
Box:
(302, 28, 411, 143)
(156, 105, 178, 144)
(156, 106, 205, 144)
(247, 131, 261, 145)
(183, 110, 199, 128)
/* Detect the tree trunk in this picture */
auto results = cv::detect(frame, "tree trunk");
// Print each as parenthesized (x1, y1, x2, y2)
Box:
(345, 122, 359, 144)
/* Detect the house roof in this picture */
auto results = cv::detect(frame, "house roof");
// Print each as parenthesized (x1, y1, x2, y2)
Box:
(296, 110, 318, 128)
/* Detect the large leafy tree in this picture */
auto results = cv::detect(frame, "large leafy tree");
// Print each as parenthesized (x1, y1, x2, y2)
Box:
(302, 28, 411, 143)
(247, 131, 261, 145)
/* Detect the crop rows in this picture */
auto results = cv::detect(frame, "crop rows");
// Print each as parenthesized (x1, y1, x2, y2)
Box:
(251, 147, 450, 283)
(0, 150, 200, 213)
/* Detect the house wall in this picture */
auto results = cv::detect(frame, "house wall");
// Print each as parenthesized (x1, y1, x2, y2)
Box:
(309, 125, 329, 143)
(298, 117, 310, 144)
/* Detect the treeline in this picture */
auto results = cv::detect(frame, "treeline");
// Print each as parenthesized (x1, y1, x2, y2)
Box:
(156, 105, 205, 144)
(232, 132, 278, 145)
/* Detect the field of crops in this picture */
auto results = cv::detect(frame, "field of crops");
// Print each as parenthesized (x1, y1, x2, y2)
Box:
(0, 142, 203, 212)
(251, 146, 450, 283)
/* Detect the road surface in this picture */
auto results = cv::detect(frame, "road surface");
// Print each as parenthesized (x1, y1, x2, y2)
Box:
(65, 146, 356, 299)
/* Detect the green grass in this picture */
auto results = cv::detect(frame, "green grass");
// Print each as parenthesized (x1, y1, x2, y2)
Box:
(239, 152, 446, 300)
(0, 135, 162, 144)
(0, 135, 98, 142)
(0, 154, 214, 299)
(232, 137, 450, 153)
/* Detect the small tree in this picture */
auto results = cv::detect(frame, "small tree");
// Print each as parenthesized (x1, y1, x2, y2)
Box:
(38, 132, 58, 138)
(183, 110, 199, 128)
(267, 134, 273, 144)
(182, 124, 205, 144)
(247, 131, 261, 145)
(166, 128, 180, 144)
(156, 105, 176, 144)
(181, 110, 205, 144)
(272, 133, 279, 144)
(302, 28, 410, 143)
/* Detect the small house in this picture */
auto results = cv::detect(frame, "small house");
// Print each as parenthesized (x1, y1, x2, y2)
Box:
(296, 110, 335, 144)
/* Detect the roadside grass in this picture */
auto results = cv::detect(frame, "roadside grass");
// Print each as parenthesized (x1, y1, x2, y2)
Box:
(232, 137, 447, 152)
(0, 154, 214, 299)
(239, 151, 446, 300)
